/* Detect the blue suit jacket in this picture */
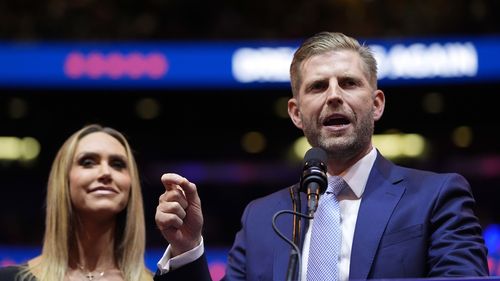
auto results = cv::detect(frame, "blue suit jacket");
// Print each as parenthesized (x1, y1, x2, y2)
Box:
(156, 153, 489, 281)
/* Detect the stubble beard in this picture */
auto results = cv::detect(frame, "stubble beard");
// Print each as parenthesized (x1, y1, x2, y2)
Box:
(303, 109, 375, 162)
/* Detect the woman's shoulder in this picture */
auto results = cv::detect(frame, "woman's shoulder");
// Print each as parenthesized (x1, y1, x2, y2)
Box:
(0, 265, 35, 281)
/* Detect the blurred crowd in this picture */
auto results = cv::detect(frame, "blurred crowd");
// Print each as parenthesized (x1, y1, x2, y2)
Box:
(1, 0, 499, 40)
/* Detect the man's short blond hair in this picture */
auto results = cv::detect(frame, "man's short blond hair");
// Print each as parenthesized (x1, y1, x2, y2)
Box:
(290, 32, 378, 97)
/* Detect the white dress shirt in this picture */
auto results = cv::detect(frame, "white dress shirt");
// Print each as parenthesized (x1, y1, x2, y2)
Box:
(158, 147, 377, 281)
(301, 147, 376, 281)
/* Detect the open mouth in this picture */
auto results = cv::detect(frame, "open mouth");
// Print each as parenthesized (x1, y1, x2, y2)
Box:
(323, 114, 351, 126)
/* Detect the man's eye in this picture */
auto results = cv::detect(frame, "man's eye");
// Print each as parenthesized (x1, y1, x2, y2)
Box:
(340, 78, 359, 88)
(310, 81, 328, 92)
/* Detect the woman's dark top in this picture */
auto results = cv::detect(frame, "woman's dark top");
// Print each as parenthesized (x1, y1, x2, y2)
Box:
(0, 265, 36, 281)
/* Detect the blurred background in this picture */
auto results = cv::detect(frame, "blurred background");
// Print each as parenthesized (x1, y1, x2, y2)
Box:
(1, 0, 500, 279)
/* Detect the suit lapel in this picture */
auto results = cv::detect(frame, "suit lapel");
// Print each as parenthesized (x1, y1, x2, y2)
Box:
(349, 154, 405, 280)
(273, 234, 291, 281)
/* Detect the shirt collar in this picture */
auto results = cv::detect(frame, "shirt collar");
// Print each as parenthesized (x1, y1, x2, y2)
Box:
(330, 147, 377, 198)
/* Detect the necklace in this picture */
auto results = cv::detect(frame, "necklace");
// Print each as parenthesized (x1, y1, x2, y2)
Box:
(77, 265, 105, 281)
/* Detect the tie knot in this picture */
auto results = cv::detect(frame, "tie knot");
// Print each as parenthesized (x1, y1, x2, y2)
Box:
(327, 176, 346, 195)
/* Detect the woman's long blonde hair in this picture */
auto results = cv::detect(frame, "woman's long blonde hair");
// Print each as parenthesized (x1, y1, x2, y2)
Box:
(20, 124, 152, 281)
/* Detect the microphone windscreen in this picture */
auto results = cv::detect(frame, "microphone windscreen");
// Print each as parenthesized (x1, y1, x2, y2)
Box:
(302, 147, 328, 193)
(303, 147, 327, 165)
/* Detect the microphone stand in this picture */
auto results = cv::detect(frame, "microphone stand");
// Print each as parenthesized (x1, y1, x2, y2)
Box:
(286, 185, 302, 281)
(283, 147, 327, 281)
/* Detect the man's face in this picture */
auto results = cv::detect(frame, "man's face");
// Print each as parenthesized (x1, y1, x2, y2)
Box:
(288, 50, 385, 160)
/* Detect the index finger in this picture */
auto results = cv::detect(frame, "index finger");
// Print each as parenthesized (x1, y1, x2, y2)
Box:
(161, 173, 189, 191)
(160, 173, 198, 202)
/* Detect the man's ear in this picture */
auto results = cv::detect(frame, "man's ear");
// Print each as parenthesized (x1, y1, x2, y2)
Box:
(288, 97, 303, 129)
(373, 90, 385, 121)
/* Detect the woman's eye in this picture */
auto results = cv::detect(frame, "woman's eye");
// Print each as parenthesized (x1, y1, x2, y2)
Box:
(111, 159, 127, 170)
(79, 158, 96, 167)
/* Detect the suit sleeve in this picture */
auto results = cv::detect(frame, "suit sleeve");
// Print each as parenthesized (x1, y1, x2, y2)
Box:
(427, 173, 489, 276)
(153, 201, 256, 281)
(153, 254, 212, 281)
(223, 200, 254, 280)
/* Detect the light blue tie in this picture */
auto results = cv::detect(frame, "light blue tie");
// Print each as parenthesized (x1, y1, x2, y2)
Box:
(307, 176, 346, 281)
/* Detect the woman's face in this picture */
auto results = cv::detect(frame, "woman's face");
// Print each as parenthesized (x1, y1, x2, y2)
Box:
(69, 132, 131, 220)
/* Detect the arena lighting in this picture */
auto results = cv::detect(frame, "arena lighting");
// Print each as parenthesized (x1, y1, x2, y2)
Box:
(292, 133, 426, 161)
(241, 131, 267, 154)
(0, 246, 228, 280)
(370, 42, 477, 80)
(232, 47, 294, 82)
(292, 137, 311, 161)
(0, 36, 499, 88)
(64, 52, 168, 79)
(0, 137, 40, 161)
(372, 133, 427, 159)
(232, 42, 477, 83)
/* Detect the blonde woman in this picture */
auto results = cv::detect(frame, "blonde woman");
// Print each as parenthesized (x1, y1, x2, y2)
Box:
(0, 124, 153, 281)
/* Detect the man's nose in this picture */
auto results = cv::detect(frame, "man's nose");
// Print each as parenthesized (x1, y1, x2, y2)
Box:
(326, 81, 343, 105)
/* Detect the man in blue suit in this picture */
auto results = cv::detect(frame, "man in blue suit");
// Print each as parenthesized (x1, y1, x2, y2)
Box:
(153, 32, 489, 281)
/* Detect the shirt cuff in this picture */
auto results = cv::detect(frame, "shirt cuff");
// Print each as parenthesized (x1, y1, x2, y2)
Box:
(156, 237, 205, 275)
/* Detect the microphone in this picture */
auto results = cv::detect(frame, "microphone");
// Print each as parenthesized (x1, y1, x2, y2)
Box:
(300, 147, 328, 217)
